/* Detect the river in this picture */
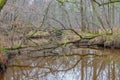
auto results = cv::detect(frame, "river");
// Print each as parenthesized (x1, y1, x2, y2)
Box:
(1, 47, 120, 80)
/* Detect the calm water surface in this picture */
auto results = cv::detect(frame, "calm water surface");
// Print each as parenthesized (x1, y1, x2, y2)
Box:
(1, 47, 120, 80)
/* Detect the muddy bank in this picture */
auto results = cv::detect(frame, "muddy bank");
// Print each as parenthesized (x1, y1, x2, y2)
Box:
(73, 34, 120, 49)
(89, 34, 120, 49)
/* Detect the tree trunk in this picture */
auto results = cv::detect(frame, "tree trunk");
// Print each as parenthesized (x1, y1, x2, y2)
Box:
(0, 0, 7, 12)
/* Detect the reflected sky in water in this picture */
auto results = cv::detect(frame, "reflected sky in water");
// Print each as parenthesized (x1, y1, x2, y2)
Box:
(1, 48, 120, 80)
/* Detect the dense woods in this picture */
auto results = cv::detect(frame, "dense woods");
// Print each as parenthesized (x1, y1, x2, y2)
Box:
(0, 0, 120, 80)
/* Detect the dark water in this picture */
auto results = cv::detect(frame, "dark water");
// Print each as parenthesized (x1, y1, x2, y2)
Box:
(1, 47, 120, 80)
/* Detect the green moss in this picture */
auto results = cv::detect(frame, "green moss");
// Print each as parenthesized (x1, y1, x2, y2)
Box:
(83, 32, 104, 39)
(2, 45, 21, 53)
(1, 47, 8, 55)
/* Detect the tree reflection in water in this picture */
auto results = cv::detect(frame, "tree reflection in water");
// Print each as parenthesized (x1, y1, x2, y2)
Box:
(1, 48, 120, 80)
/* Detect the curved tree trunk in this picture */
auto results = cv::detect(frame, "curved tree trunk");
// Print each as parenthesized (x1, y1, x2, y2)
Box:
(0, 0, 7, 12)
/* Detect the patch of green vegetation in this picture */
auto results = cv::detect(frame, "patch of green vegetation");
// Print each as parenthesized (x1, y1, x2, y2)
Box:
(82, 29, 114, 39)
(9, 45, 21, 50)
(1, 47, 8, 55)
(2, 45, 21, 54)
(63, 34, 67, 46)
(83, 32, 103, 39)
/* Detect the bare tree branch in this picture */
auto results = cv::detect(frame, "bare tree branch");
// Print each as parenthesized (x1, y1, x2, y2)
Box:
(93, 0, 120, 6)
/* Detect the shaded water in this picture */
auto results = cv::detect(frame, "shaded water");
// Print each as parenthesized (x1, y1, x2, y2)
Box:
(1, 47, 120, 80)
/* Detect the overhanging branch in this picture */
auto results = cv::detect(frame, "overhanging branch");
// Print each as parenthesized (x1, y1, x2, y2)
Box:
(93, 0, 120, 6)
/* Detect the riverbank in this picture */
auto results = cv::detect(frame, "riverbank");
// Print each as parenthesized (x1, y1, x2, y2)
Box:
(0, 29, 120, 72)
(89, 33, 120, 49)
